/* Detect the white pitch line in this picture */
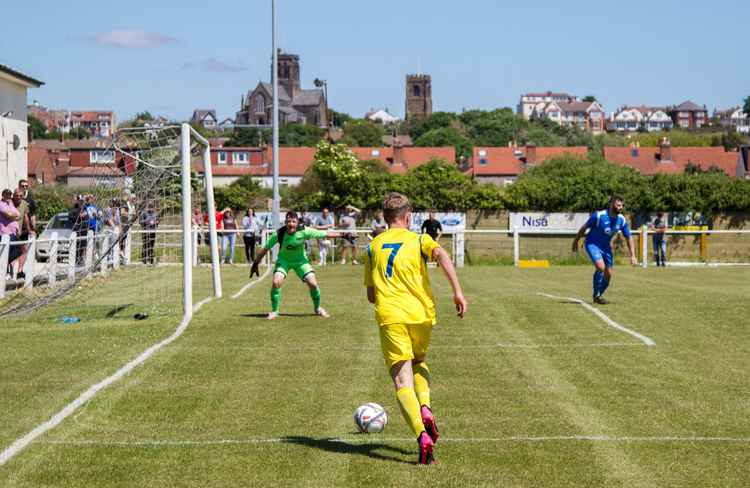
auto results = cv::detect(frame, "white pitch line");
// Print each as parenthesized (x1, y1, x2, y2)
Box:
(538, 293, 656, 347)
(0, 296, 215, 467)
(231, 265, 271, 299)
(40, 435, 750, 447)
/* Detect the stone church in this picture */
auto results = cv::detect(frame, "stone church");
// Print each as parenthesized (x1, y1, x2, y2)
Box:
(236, 52, 328, 128)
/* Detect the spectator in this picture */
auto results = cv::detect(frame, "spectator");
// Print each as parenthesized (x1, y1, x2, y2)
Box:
(114, 199, 130, 253)
(652, 212, 668, 267)
(204, 208, 224, 244)
(339, 205, 360, 265)
(242, 208, 261, 264)
(314, 207, 334, 266)
(370, 210, 388, 239)
(17, 179, 36, 233)
(139, 202, 160, 265)
(421, 211, 443, 242)
(0, 189, 22, 275)
(191, 207, 203, 245)
(68, 195, 88, 265)
(11, 190, 32, 279)
(221, 208, 238, 264)
(83, 195, 101, 234)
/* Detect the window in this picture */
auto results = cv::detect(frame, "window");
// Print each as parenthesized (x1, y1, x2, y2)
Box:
(218, 152, 228, 164)
(255, 96, 265, 113)
(371, 149, 380, 157)
(233, 152, 249, 164)
(413, 84, 421, 97)
(90, 150, 114, 164)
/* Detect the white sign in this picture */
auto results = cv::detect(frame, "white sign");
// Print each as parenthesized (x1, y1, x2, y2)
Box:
(509, 212, 589, 232)
(409, 212, 466, 233)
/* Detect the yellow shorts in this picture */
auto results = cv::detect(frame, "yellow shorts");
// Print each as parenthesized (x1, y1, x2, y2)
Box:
(379, 322, 433, 370)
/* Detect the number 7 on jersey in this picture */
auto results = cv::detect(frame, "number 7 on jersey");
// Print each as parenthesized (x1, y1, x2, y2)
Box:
(381, 243, 403, 278)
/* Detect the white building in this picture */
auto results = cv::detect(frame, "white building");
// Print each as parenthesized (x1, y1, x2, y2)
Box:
(0, 64, 44, 190)
(611, 106, 673, 132)
(532, 100, 606, 134)
(365, 108, 399, 125)
(716, 107, 749, 134)
(517, 91, 577, 120)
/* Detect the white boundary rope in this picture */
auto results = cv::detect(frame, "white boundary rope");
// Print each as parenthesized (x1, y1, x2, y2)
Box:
(0, 296, 215, 467)
(538, 293, 656, 347)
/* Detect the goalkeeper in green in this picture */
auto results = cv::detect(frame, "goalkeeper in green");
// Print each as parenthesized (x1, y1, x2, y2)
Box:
(251, 211, 344, 320)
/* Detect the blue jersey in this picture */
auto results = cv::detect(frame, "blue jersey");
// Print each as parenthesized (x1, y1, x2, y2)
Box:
(584, 210, 631, 249)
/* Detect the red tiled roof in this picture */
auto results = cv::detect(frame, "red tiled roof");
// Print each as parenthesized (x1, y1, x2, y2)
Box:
(603, 147, 739, 176)
(388, 147, 455, 174)
(70, 111, 114, 123)
(349, 147, 393, 165)
(260, 147, 317, 176)
(471, 146, 588, 176)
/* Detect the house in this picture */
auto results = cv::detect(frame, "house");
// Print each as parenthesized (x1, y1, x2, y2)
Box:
(603, 139, 739, 176)
(27, 140, 68, 185)
(236, 52, 327, 128)
(533, 100, 606, 134)
(382, 135, 413, 147)
(28, 101, 69, 133)
(469, 144, 588, 185)
(68, 110, 116, 137)
(667, 101, 708, 129)
(517, 91, 577, 120)
(0, 63, 44, 189)
(611, 106, 673, 132)
(191, 109, 218, 130)
(365, 108, 399, 125)
(217, 118, 235, 131)
(194, 145, 456, 187)
(715, 107, 749, 134)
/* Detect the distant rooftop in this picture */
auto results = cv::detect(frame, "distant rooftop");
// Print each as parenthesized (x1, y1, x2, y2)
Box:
(0, 63, 44, 87)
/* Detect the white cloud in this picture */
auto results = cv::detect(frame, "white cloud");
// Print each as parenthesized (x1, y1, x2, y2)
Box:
(94, 30, 177, 49)
(182, 58, 247, 73)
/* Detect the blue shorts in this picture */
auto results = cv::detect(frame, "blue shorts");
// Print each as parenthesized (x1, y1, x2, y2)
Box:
(585, 243, 613, 268)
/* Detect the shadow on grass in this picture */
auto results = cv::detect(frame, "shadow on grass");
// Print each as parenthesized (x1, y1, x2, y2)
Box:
(240, 313, 319, 318)
(281, 435, 413, 464)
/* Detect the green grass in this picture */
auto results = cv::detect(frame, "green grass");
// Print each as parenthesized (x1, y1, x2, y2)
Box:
(1, 265, 749, 487)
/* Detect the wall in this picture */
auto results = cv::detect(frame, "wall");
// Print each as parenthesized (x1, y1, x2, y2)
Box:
(0, 77, 29, 190)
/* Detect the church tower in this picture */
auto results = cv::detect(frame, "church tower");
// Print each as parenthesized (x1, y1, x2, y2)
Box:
(272, 51, 301, 98)
(405, 74, 432, 120)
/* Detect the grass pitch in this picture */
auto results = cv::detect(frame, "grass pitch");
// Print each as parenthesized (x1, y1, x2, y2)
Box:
(1, 264, 748, 487)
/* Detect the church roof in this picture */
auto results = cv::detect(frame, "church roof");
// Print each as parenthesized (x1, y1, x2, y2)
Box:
(292, 89, 324, 106)
(258, 82, 291, 102)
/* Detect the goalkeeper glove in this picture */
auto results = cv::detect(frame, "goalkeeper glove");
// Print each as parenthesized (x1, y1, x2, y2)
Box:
(250, 261, 260, 278)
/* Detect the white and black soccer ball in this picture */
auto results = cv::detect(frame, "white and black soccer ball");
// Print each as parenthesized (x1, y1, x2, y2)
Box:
(354, 403, 387, 433)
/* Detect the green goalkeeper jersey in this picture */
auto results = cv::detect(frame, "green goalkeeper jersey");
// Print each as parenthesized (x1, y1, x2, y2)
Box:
(264, 227, 327, 263)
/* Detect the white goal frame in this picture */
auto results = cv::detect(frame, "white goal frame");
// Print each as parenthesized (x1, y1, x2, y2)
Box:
(181, 123, 222, 316)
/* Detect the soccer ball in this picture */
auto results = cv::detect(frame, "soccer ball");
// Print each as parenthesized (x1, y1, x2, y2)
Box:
(354, 403, 387, 433)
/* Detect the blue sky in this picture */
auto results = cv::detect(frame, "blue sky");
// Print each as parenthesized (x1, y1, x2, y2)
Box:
(3, 0, 748, 122)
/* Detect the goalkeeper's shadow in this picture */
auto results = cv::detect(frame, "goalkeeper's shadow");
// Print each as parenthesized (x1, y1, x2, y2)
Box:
(280, 435, 413, 464)
(239, 312, 319, 318)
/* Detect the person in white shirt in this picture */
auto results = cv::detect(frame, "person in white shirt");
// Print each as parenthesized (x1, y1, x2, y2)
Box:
(314, 207, 335, 265)
(242, 208, 261, 264)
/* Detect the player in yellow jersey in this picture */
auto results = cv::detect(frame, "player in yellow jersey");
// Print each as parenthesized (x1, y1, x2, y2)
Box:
(364, 192, 468, 465)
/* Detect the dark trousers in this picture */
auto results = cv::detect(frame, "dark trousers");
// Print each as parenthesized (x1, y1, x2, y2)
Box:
(243, 235, 256, 263)
(75, 231, 86, 265)
(142, 232, 156, 264)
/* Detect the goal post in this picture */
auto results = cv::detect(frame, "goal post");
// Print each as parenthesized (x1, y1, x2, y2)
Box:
(181, 123, 221, 317)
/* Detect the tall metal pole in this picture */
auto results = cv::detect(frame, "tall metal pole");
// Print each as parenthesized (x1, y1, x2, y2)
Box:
(271, 0, 280, 228)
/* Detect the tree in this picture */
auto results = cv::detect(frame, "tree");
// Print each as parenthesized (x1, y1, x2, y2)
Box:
(67, 126, 91, 139)
(329, 109, 352, 128)
(134, 111, 154, 122)
(279, 123, 325, 146)
(340, 120, 387, 147)
(28, 114, 49, 140)
(582, 95, 597, 103)
(413, 127, 472, 162)
(744, 96, 750, 118)
(406, 111, 457, 140)
(226, 127, 270, 147)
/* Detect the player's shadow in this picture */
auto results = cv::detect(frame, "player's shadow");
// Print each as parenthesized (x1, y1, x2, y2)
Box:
(240, 313, 318, 318)
(281, 435, 412, 464)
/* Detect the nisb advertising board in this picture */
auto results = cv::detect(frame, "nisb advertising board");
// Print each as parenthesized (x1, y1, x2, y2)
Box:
(509, 212, 589, 232)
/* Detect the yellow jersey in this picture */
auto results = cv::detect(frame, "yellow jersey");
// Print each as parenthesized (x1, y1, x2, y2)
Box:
(364, 228, 441, 326)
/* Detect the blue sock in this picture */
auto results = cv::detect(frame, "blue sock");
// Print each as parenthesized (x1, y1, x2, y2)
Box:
(600, 277, 610, 295)
(593, 271, 604, 297)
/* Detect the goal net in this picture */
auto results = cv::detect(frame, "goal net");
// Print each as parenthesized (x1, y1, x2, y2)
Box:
(0, 124, 221, 324)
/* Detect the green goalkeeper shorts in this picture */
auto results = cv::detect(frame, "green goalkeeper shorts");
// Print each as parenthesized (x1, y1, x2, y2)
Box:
(274, 259, 315, 281)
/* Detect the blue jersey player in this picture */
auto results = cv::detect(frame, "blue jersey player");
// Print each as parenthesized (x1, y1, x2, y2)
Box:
(572, 196, 637, 304)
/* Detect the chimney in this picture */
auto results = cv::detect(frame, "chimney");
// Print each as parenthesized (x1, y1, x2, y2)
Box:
(525, 143, 537, 165)
(660, 137, 672, 162)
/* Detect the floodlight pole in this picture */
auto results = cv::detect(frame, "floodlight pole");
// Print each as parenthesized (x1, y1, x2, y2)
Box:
(271, 0, 280, 228)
